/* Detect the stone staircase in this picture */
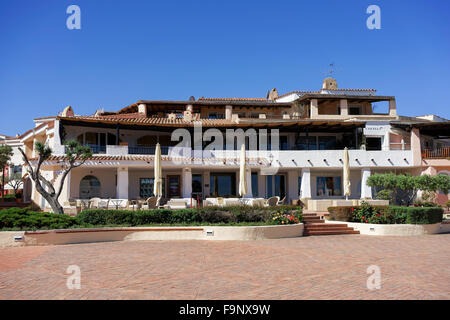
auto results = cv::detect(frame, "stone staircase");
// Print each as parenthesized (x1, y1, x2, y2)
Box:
(303, 213, 360, 236)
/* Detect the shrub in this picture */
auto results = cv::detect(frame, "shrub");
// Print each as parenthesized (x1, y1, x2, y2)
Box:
(0, 207, 78, 231)
(77, 206, 302, 226)
(386, 206, 443, 224)
(328, 203, 443, 224)
(375, 189, 392, 202)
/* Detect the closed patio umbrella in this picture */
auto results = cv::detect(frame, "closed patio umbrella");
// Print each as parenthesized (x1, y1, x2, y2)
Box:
(239, 144, 248, 198)
(154, 143, 163, 207)
(343, 147, 351, 200)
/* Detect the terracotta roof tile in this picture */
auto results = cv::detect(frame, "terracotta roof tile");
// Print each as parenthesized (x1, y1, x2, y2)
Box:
(59, 115, 235, 127)
(39, 155, 270, 166)
(198, 97, 268, 102)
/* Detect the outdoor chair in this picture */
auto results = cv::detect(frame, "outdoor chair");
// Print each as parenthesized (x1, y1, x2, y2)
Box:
(98, 199, 110, 209)
(266, 196, 280, 207)
(142, 196, 158, 210)
(89, 197, 101, 209)
(277, 196, 286, 206)
(217, 197, 225, 207)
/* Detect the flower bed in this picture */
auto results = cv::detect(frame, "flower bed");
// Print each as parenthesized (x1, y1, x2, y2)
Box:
(328, 202, 443, 225)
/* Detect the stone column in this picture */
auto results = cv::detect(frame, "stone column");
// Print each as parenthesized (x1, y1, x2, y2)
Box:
(300, 168, 312, 199)
(116, 167, 129, 199)
(383, 131, 390, 151)
(310, 99, 318, 118)
(411, 128, 421, 167)
(182, 167, 192, 198)
(361, 168, 372, 199)
(340, 99, 348, 116)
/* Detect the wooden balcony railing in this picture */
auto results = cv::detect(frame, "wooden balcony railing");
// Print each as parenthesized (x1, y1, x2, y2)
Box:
(422, 147, 450, 159)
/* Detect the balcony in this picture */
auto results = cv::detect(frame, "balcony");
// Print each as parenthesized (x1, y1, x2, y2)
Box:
(422, 147, 450, 159)
(128, 146, 170, 155)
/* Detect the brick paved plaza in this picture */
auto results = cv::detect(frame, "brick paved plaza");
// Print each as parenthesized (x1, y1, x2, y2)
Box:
(0, 234, 449, 300)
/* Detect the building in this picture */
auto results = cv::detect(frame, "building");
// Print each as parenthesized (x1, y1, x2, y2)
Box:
(0, 134, 25, 196)
(15, 77, 450, 211)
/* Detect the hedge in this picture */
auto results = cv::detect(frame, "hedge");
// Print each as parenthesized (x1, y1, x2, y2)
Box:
(76, 206, 302, 226)
(387, 206, 443, 224)
(0, 207, 78, 231)
(328, 204, 443, 225)
(0, 206, 302, 231)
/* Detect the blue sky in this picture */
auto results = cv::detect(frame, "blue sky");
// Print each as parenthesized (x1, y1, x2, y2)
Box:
(0, 0, 449, 136)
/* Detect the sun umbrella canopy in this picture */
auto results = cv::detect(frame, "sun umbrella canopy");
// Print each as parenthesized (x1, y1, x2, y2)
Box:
(343, 147, 351, 198)
(239, 144, 247, 197)
(154, 143, 163, 199)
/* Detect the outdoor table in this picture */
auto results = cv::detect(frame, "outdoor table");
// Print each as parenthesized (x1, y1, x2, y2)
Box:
(77, 199, 90, 210)
(110, 199, 125, 210)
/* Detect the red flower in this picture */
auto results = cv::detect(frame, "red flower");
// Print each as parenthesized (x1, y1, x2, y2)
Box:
(366, 220, 369, 223)
(377, 214, 380, 217)
(351, 208, 355, 211)
(362, 216, 365, 220)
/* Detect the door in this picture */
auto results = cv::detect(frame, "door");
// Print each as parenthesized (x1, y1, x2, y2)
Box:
(167, 175, 181, 198)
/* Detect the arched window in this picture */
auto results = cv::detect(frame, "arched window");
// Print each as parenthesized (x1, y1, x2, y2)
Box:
(79, 175, 101, 199)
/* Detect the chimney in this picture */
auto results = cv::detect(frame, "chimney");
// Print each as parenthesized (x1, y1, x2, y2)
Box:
(322, 77, 337, 90)
(267, 88, 279, 101)
(138, 104, 147, 116)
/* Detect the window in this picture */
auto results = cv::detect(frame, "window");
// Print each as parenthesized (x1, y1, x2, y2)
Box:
(12, 166, 22, 175)
(317, 177, 342, 196)
(296, 136, 317, 150)
(266, 175, 286, 199)
(192, 174, 202, 194)
(318, 136, 337, 150)
(366, 137, 382, 151)
(208, 112, 225, 119)
(79, 175, 101, 199)
(349, 106, 361, 115)
(249, 112, 265, 119)
(251, 172, 258, 197)
(210, 173, 236, 197)
(268, 135, 288, 151)
(140, 178, 166, 198)
(298, 176, 302, 197)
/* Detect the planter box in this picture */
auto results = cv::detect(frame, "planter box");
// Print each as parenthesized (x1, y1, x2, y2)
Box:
(325, 220, 449, 236)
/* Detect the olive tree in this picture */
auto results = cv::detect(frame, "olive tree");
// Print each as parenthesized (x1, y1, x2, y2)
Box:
(19, 140, 92, 214)
(5, 171, 23, 196)
(367, 173, 450, 206)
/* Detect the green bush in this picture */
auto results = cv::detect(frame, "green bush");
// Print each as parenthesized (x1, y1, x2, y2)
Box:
(1, 194, 17, 202)
(386, 206, 443, 224)
(328, 203, 443, 225)
(77, 206, 302, 226)
(0, 207, 78, 231)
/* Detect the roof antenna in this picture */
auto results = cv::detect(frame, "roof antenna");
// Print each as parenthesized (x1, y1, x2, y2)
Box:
(322, 62, 342, 77)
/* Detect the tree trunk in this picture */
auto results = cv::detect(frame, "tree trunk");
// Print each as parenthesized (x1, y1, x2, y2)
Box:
(34, 179, 64, 214)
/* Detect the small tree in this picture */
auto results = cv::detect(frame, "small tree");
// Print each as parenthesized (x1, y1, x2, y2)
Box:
(368, 173, 450, 206)
(0, 145, 13, 198)
(19, 140, 92, 214)
(5, 172, 24, 196)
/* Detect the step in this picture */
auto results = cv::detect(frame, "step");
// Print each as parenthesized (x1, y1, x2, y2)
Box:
(304, 230, 360, 236)
(305, 224, 350, 230)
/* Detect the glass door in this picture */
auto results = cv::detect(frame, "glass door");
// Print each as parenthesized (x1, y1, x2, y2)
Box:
(167, 175, 181, 198)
